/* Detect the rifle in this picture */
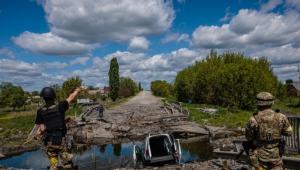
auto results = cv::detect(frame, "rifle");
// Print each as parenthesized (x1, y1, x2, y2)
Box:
(279, 137, 285, 157)
(237, 138, 286, 160)
(236, 141, 256, 160)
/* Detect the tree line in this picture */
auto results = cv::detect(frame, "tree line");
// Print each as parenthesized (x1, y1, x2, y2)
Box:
(151, 51, 285, 110)
(0, 57, 141, 111)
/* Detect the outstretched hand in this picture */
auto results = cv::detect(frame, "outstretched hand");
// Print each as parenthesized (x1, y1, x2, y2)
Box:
(66, 86, 82, 104)
(75, 87, 82, 93)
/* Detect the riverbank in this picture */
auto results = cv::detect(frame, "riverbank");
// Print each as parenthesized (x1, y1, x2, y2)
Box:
(164, 97, 300, 130)
(0, 95, 136, 158)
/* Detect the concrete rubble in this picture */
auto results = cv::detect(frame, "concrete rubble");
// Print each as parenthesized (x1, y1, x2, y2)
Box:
(68, 95, 215, 145)
(117, 159, 249, 170)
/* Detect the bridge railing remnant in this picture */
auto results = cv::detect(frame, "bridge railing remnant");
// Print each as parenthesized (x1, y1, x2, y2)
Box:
(284, 115, 300, 153)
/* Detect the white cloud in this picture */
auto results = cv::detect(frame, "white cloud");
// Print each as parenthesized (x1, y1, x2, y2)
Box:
(72, 48, 206, 89)
(286, 0, 300, 11)
(0, 59, 40, 76)
(0, 59, 69, 91)
(0, 59, 44, 90)
(13, 0, 174, 56)
(128, 36, 150, 51)
(12, 32, 92, 56)
(191, 9, 300, 65)
(0, 47, 15, 58)
(260, 0, 283, 13)
(272, 63, 300, 81)
(44, 0, 174, 44)
(38, 61, 68, 69)
(70, 56, 90, 65)
(161, 33, 190, 44)
(220, 7, 234, 22)
(193, 9, 300, 48)
(250, 44, 300, 64)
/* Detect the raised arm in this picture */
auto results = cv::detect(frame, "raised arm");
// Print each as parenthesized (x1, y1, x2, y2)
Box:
(66, 87, 81, 104)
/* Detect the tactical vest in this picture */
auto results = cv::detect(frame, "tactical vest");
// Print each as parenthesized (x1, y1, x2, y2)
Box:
(254, 110, 281, 142)
(41, 104, 64, 132)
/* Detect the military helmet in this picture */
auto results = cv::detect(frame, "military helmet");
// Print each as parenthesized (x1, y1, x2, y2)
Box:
(40, 87, 56, 99)
(256, 92, 275, 106)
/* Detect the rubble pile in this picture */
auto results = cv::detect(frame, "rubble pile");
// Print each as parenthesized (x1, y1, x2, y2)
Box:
(68, 100, 210, 145)
(118, 159, 249, 170)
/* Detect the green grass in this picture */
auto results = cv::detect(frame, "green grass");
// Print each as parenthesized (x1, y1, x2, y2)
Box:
(165, 96, 300, 128)
(180, 102, 252, 128)
(0, 95, 134, 145)
(0, 112, 35, 146)
(273, 97, 300, 115)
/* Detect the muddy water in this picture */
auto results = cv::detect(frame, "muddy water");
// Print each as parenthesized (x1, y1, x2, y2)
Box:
(0, 139, 212, 170)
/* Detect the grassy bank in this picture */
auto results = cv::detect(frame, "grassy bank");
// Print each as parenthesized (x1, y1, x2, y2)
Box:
(0, 95, 134, 146)
(181, 102, 252, 128)
(166, 97, 300, 128)
(273, 97, 300, 115)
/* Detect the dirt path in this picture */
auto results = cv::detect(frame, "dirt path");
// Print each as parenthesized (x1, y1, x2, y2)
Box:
(123, 91, 162, 106)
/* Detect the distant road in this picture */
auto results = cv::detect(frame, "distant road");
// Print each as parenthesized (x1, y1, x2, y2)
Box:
(122, 91, 162, 106)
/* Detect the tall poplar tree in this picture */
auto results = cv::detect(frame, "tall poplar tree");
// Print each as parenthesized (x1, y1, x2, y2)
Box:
(109, 57, 119, 101)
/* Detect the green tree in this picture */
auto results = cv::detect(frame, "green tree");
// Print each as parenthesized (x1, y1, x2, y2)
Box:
(119, 77, 138, 97)
(138, 82, 143, 91)
(286, 79, 293, 85)
(31, 91, 39, 96)
(62, 76, 82, 99)
(109, 58, 120, 101)
(174, 52, 281, 110)
(51, 84, 63, 102)
(151, 80, 172, 97)
(88, 85, 96, 90)
(0, 82, 27, 110)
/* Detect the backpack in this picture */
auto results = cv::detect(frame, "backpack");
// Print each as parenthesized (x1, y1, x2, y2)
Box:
(254, 110, 281, 142)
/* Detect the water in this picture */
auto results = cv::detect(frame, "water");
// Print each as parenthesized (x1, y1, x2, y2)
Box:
(0, 139, 212, 170)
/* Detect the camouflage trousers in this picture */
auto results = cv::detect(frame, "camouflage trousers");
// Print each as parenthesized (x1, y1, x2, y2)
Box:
(249, 148, 283, 170)
(44, 139, 74, 170)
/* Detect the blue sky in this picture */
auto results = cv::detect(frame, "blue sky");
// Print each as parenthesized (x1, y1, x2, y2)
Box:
(0, 0, 300, 91)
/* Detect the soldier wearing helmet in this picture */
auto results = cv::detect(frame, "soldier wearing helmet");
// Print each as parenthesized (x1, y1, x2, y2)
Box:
(245, 92, 292, 170)
(35, 86, 81, 170)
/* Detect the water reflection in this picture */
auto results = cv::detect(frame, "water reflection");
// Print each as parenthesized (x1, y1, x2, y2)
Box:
(180, 139, 213, 162)
(99, 144, 106, 154)
(113, 143, 121, 156)
(0, 139, 212, 169)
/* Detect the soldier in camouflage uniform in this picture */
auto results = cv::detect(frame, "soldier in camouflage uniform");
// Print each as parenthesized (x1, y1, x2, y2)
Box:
(245, 92, 293, 170)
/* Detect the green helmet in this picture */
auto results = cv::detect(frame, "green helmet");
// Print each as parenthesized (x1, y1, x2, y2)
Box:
(256, 92, 275, 106)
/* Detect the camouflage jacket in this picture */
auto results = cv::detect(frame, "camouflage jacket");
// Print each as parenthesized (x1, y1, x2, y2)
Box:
(245, 109, 292, 164)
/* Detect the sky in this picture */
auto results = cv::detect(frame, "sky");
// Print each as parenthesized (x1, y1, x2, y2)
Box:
(0, 0, 300, 91)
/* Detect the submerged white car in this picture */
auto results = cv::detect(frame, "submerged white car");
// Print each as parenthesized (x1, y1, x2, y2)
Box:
(133, 134, 182, 167)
